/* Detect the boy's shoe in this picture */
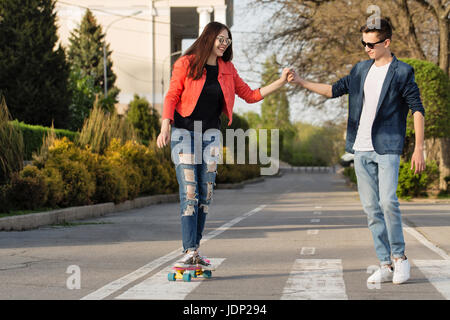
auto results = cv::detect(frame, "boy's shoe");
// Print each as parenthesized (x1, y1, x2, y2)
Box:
(174, 251, 197, 268)
(367, 265, 393, 284)
(393, 257, 410, 284)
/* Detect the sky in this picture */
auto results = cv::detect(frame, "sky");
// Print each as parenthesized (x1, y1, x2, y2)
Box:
(229, 0, 347, 126)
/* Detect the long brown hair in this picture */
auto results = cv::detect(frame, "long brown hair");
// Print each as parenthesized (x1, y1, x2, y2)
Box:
(183, 22, 233, 80)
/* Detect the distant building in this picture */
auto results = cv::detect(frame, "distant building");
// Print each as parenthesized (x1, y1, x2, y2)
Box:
(55, 0, 234, 114)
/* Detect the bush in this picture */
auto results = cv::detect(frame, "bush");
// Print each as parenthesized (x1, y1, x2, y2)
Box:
(105, 139, 177, 195)
(0, 97, 24, 184)
(216, 147, 261, 183)
(41, 167, 65, 208)
(12, 120, 78, 161)
(93, 160, 128, 204)
(343, 167, 357, 184)
(401, 59, 450, 141)
(77, 101, 139, 154)
(0, 184, 12, 213)
(127, 94, 161, 141)
(44, 138, 96, 206)
(9, 165, 48, 210)
(397, 160, 439, 199)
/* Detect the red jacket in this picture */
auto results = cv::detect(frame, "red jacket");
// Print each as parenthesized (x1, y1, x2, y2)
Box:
(162, 55, 263, 126)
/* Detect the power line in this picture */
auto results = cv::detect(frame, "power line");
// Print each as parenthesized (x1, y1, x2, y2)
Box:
(57, 1, 189, 28)
(57, 16, 170, 37)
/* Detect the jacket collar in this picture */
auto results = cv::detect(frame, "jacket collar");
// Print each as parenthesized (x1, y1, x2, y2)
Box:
(218, 57, 233, 75)
(358, 53, 398, 120)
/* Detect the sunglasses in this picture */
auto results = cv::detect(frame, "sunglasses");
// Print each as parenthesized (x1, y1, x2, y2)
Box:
(361, 39, 386, 49)
(217, 36, 232, 46)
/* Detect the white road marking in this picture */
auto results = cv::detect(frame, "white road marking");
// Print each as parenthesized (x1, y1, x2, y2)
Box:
(315, 206, 322, 209)
(81, 204, 266, 300)
(116, 258, 226, 300)
(414, 260, 450, 300)
(313, 211, 322, 215)
(403, 223, 450, 260)
(281, 259, 348, 300)
(300, 247, 316, 255)
(310, 219, 320, 223)
(307, 230, 319, 235)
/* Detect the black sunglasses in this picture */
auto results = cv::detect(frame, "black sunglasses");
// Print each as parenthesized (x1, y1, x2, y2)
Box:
(361, 39, 386, 49)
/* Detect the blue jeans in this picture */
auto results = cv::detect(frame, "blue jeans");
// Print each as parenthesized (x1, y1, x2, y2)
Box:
(170, 127, 220, 253)
(354, 151, 405, 265)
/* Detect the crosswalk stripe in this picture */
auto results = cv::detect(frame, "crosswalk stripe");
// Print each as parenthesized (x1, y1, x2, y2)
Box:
(115, 258, 226, 300)
(81, 204, 266, 300)
(414, 260, 450, 300)
(404, 224, 450, 260)
(281, 259, 348, 300)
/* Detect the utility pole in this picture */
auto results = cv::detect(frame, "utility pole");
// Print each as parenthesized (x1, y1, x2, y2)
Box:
(152, 0, 157, 108)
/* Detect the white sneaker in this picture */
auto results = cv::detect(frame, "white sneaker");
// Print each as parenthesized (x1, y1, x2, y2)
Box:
(393, 257, 410, 284)
(174, 251, 197, 268)
(367, 265, 393, 284)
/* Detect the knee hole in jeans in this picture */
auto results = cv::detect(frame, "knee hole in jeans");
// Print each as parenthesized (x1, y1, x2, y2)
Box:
(184, 168, 196, 183)
(207, 162, 217, 173)
(206, 182, 213, 201)
(186, 184, 197, 201)
(179, 153, 195, 165)
(182, 204, 195, 216)
(199, 203, 209, 214)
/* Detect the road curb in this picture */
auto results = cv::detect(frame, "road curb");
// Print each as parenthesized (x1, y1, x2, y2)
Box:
(0, 193, 179, 231)
(215, 176, 265, 189)
(0, 175, 270, 231)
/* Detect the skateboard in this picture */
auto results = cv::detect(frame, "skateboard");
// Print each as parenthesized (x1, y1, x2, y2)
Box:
(168, 265, 212, 282)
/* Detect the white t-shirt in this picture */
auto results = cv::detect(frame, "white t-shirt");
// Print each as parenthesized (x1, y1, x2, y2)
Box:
(353, 61, 391, 151)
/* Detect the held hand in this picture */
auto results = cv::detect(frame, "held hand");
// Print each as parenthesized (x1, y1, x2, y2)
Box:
(156, 125, 171, 148)
(280, 68, 292, 83)
(287, 70, 303, 85)
(410, 149, 426, 175)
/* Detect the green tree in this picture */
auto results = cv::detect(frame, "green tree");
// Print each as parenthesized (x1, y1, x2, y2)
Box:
(67, 9, 119, 112)
(127, 94, 161, 141)
(0, 0, 71, 128)
(401, 58, 450, 190)
(67, 67, 99, 131)
(260, 54, 290, 129)
(242, 111, 262, 129)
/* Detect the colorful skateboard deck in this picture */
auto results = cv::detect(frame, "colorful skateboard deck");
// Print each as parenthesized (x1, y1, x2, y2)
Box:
(168, 265, 212, 282)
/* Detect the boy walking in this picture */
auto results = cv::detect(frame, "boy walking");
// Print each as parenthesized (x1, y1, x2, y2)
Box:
(288, 19, 425, 284)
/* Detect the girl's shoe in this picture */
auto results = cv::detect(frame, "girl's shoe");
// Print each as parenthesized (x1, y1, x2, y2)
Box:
(174, 251, 197, 268)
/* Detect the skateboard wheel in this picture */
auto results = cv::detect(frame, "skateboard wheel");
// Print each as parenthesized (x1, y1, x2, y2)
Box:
(183, 272, 192, 282)
(168, 273, 176, 281)
(203, 270, 212, 278)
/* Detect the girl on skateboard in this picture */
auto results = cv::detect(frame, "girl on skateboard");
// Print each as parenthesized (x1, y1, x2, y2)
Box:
(156, 21, 291, 269)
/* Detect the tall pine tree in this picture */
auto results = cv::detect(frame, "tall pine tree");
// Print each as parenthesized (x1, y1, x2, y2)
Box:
(260, 54, 295, 159)
(261, 54, 290, 129)
(0, 0, 71, 128)
(67, 9, 119, 112)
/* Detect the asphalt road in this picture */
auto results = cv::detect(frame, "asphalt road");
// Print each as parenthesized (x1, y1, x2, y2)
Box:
(0, 171, 449, 300)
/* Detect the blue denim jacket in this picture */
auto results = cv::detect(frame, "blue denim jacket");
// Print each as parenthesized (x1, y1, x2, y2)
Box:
(332, 55, 425, 155)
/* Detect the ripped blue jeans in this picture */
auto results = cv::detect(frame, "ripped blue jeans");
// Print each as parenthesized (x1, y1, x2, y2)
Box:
(171, 127, 220, 253)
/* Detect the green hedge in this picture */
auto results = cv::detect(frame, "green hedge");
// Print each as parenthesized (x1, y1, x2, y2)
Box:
(342, 160, 439, 199)
(10, 120, 78, 160)
(401, 59, 450, 141)
(0, 136, 262, 214)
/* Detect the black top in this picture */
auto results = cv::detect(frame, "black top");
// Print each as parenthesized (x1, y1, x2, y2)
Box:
(174, 64, 223, 132)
